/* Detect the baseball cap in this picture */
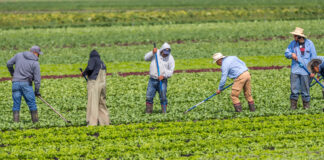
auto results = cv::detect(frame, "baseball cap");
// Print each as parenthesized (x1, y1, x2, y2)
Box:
(30, 46, 43, 55)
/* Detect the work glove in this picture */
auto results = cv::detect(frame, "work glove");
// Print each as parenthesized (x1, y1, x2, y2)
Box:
(35, 88, 41, 97)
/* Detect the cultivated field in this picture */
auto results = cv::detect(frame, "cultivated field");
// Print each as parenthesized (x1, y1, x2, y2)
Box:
(0, 0, 323, 159)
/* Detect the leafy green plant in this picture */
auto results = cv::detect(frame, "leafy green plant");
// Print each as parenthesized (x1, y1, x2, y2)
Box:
(1, 19, 324, 51)
(0, 114, 323, 159)
(1, 7, 324, 29)
(0, 69, 323, 130)
(0, 55, 293, 78)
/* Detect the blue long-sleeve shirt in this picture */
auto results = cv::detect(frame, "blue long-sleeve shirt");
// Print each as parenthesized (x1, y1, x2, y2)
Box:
(285, 39, 317, 75)
(316, 56, 324, 76)
(218, 56, 248, 90)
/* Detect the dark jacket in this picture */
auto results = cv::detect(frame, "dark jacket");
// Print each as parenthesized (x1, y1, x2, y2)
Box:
(83, 50, 106, 80)
(320, 62, 324, 77)
(7, 51, 41, 91)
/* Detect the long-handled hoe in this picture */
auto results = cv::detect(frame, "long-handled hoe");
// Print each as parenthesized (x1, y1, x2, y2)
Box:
(79, 68, 88, 82)
(184, 83, 233, 114)
(297, 60, 324, 112)
(38, 96, 71, 123)
(296, 60, 324, 88)
(153, 43, 166, 113)
(310, 76, 323, 87)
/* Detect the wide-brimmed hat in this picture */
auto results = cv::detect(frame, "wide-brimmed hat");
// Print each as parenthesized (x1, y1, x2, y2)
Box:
(307, 58, 322, 73)
(212, 53, 225, 63)
(290, 27, 307, 38)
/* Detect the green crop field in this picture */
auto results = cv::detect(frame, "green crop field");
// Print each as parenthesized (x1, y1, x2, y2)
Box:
(1, 69, 324, 131)
(0, 0, 323, 159)
(0, 114, 323, 159)
(0, 0, 324, 29)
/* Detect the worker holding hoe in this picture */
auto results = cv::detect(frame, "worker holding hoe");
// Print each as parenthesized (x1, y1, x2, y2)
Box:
(213, 53, 255, 112)
(307, 56, 324, 99)
(144, 42, 175, 114)
(7, 46, 43, 123)
(82, 49, 110, 126)
(285, 27, 317, 109)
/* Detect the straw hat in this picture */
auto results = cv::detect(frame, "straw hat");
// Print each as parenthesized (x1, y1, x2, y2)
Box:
(290, 27, 307, 38)
(212, 53, 225, 63)
(307, 58, 322, 73)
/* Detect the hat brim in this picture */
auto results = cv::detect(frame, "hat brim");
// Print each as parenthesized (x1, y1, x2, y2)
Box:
(212, 56, 225, 63)
(290, 32, 307, 38)
(307, 59, 322, 73)
(38, 51, 43, 55)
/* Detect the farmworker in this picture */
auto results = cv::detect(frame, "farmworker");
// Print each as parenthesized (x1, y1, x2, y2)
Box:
(285, 27, 317, 109)
(144, 42, 175, 113)
(6, 46, 43, 123)
(213, 53, 255, 112)
(307, 56, 324, 99)
(82, 49, 110, 126)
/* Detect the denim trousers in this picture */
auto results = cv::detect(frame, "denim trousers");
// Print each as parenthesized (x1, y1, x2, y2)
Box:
(146, 78, 168, 105)
(12, 81, 37, 111)
(290, 73, 310, 102)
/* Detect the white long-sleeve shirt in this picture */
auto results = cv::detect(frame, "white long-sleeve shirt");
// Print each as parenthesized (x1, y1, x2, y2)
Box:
(144, 50, 175, 79)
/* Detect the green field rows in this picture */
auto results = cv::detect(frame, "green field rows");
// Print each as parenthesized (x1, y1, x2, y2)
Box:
(2, 7, 324, 29)
(1, 1, 324, 159)
(1, 0, 323, 11)
(0, 114, 323, 159)
(0, 0, 324, 28)
(3, 38, 324, 64)
(0, 56, 292, 78)
(1, 20, 324, 50)
(1, 69, 323, 130)
(1, 20, 324, 78)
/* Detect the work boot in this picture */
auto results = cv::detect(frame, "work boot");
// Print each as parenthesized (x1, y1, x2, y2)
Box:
(161, 105, 167, 113)
(30, 110, 39, 123)
(145, 102, 153, 114)
(233, 104, 242, 112)
(303, 101, 310, 109)
(13, 111, 19, 123)
(290, 99, 297, 110)
(248, 103, 256, 112)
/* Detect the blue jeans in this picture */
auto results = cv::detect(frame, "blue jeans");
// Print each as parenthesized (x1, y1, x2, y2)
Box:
(290, 74, 310, 102)
(146, 78, 168, 105)
(12, 82, 37, 111)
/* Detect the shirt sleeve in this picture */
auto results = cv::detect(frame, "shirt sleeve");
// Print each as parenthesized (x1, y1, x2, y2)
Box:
(218, 63, 229, 90)
(285, 42, 295, 59)
(320, 62, 324, 76)
(33, 62, 41, 91)
(144, 51, 154, 61)
(165, 55, 175, 78)
(7, 55, 17, 76)
(83, 58, 96, 76)
(309, 41, 317, 59)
